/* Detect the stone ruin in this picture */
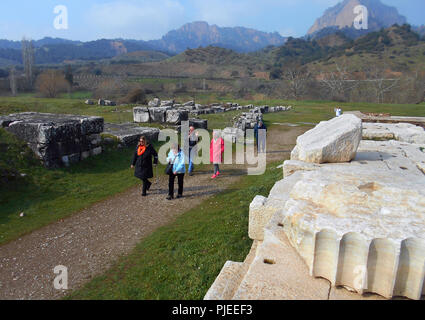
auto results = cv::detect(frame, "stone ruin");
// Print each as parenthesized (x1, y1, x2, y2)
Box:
(205, 114, 425, 300)
(102, 123, 160, 147)
(0, 112, 104, 168)
(233, 106, 292, 132)
(222, 105, 291, 143)
(84, 99, 116, 106)
(133, 106, 189, 125)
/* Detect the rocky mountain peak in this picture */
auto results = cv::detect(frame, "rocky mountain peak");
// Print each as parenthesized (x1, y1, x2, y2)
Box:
(307, 0, 407, 35)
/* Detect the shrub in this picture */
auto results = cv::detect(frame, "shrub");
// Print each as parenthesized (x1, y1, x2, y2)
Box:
(35, 69, 70, 98)
(122, 88, 147, 104)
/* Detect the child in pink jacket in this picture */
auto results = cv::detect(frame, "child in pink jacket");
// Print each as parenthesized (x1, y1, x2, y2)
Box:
(210, 131, 224, 179)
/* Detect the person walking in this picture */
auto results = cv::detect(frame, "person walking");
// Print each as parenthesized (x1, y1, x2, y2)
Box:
(210, 131, 224, 179)
(188, 126, 199, 176)
(131, 136, 158, 197)
(254, 120, 267, 153)
(166, 143, 186, 200)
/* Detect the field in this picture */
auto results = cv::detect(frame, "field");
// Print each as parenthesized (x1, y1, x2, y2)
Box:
(0, 95, 424, 298)
(1, 96, 423, 243)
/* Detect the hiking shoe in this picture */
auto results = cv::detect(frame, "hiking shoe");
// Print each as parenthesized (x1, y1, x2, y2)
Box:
(211, 174, 217, 179)
(146, 181, 152, 191)
(176, 194, 183, 199)
(166, 195, 173, 200)
(142, 193, 147, 197)
(216, 171, 220, 177)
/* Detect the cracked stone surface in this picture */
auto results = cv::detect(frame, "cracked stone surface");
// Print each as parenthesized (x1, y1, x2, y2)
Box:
(0, 112, 104, 168)
(102, 123, 160, 146)
(206, 118, 425, 300)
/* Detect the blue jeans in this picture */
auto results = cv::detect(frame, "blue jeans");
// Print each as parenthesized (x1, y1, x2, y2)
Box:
(188, 147, 194, 173)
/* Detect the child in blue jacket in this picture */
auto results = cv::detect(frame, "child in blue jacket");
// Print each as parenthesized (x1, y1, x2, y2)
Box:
(166, 143, 186, 200)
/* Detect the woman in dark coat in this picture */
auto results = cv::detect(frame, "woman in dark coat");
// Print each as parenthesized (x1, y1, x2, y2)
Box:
(131, 136, 158, 196)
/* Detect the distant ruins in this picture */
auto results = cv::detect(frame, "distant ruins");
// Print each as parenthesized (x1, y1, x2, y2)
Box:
(0, 101, 291, 168)
(205, 114, 425, 300)
(133, 99, 291, 131)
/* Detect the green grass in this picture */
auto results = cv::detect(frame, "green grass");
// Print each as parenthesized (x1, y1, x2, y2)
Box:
(0, 132, 166, 245)
(0, 96, 134, 123)
(2, 95, 422, 131)
(261, 100, 425, 128)
(59, 91, 93, 100)
(66, 163, 282, 300)
(200, 98, 425, 130)
(202, 110, 241, 130)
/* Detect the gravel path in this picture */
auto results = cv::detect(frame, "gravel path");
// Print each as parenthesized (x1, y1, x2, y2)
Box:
(0, 126, 305, 300)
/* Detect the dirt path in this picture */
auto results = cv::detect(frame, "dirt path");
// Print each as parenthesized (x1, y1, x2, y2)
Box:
(0, 125, 307, 300)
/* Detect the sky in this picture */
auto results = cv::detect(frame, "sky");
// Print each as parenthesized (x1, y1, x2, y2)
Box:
(0, 0, 424, 41)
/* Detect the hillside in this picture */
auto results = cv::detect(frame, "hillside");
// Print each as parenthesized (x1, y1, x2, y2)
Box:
(83, 25, 425, 82)
(99, 46, 268, 79)
(266, 25, 425, 73)
(308, 0, 407, 37)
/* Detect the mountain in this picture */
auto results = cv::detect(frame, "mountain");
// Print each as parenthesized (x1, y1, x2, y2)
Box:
(307, 0, 407, 37)
(0, 22, 287, 66)
(0, 37, 82, 50)
(146, 21, 286, 54)
(0, 39, 157, 66)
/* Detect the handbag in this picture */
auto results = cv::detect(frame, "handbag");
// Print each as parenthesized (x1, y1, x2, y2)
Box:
(165, 153, 178, 175)
(165, 162, 173, 175)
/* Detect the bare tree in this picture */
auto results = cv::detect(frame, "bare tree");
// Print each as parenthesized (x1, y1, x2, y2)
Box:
(9, 66, 17, 96)
(22, 37, 35, 89)
(283, 65, 311, 100)
(35, 70, 70, 98)
(94, 77, 126, 99)
(410, 71, 425, 104)
(364, 65, 400, 103)
(319, 62, 358, 101)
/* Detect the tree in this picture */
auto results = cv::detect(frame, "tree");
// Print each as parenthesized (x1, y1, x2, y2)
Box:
(319, 62, 358, 101)
(94, 77, 125, 99)
(9, 66, 17, 97)
(283, 64, 311, 100)
(21, 37, 35, 89)
(363, 65, 400, 103)
(122, 88, 147, 104)
(64, 65, 73, 86)
(35, 70, 70, 98)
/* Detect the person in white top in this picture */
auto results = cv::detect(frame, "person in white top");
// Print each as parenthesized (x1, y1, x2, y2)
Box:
(335, 107, 342, 117)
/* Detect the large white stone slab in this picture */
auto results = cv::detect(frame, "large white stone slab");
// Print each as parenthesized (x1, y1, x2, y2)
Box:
(291, 114, 362, 164)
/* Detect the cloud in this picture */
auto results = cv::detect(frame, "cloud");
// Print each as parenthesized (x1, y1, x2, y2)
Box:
(85, 0, 186, 40)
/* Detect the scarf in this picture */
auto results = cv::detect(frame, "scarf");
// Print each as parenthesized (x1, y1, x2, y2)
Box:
(137, 145, 146, 156)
